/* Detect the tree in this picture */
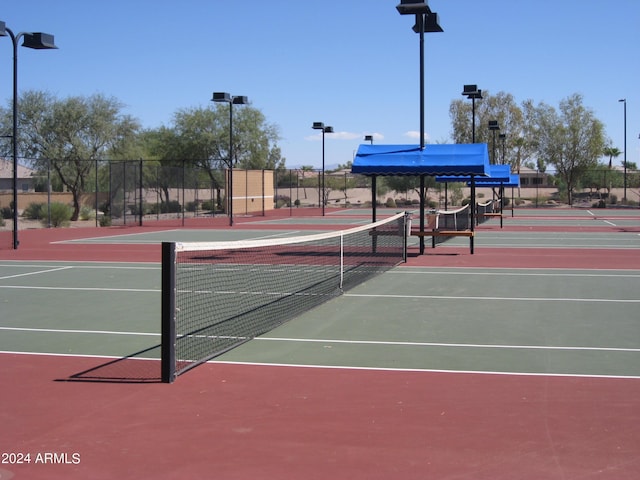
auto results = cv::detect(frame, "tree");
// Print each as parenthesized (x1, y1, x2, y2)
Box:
(603, 146, 622, 169)
(384, 175, 436, 206)
(144, 104, 284, 208)
(450, 91, 538, 171)
(536, 94, 605, 205)
(1, 91, 140, 220)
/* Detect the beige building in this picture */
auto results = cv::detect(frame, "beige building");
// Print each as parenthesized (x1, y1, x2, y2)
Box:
(0, 158, 37, 193)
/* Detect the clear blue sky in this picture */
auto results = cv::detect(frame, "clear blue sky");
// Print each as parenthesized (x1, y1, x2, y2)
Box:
(2, 1, 638, 169)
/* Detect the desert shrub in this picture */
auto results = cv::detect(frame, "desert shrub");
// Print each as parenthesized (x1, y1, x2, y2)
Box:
(385, 197, 396, 208)
(23, 202, 45, 220)
(45, 202, 73, 227)
(201, 199, 216, 212)
(79, 205, 95, 221)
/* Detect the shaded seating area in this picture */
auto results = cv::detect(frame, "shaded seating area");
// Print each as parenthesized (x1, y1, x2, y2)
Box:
(437, 165, 520, 228)
(351, 143, 490, 254)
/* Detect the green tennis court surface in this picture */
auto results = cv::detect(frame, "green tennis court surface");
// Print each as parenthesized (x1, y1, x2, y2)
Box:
(1, 260, 638, 378)
(1, 207, 639, 480)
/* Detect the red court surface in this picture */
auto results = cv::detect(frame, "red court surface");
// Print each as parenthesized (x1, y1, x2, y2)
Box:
(2, 354, 639, 480)
(1, 208, 639, 479)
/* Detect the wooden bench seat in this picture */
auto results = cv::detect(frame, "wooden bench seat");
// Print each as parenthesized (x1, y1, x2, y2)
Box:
(411, 230, 474, 237)
(411, 228, 475, 254)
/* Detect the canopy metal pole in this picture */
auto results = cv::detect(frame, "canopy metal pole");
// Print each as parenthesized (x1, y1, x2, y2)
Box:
(470, 176, 475, 254)
(371, 175, 377, 222)
(419, 174, 425, 254)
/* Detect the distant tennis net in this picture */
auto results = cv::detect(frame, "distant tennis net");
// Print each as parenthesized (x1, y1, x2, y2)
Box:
(161, 212, 410, 382)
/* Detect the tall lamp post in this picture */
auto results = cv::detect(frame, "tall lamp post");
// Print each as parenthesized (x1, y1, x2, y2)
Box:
(396, 0, 443, 150)
(1, 22, 57, 249)
(396, 1, 442, 255)
(462, 85, 482, 143)
(212, 92, 248, 226)
(312, 122, 333, 216)
(619, 98, 626, 203)
(499, 133, 506, 165)
(488, 120, 500, 165)
(364, 134, 374, 144)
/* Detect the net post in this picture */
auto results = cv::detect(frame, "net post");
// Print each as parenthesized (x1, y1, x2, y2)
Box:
(403, 212, 411, 262)
(161, 242, 177, 383)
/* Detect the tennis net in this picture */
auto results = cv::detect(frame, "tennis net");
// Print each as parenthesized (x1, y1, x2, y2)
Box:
(161, 212, 410, 382)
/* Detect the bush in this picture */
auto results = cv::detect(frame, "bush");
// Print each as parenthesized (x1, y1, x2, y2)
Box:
(275, 195, 291, 208)
(1, 206, 12, 219)
(45, 202, 73, 227)
(79, 205, 95, 221)
(99, 215, 112, 227)
(23, 202, 46, 220)
(385, 198, 396, 208)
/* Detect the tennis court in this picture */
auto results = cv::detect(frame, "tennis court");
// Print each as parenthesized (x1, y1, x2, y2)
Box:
(1, 207, 639, 479)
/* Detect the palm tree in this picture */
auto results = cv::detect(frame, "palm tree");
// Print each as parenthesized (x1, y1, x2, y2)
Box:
(602, 146, 622, 199)
(603, 146, 622, 168)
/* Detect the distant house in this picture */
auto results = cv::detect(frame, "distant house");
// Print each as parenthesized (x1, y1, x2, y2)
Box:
(0, 158, 37, 192)
(518, 166, 551, 188)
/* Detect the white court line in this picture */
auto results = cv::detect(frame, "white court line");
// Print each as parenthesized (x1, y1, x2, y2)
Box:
(257, 337, 640, 353)
(2, 351, 637, 379)
(0, 266, 72, 281)
(395, 270, 640, 278)
(7, 326, 637, 353)
(344, 293, 640, 303)
(0, 326, 158, 336)
(0, 285, 159, 293)
(210, 360, 640, 380)
(0, 262, 159, 270)
(50, 229, 169, 244)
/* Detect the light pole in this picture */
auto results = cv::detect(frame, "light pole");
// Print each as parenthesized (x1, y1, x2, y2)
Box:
(1, 22, 57, 249)
(212, 92, 248, 226)
(364, 134, 374, 144)
(499, 133, 506, 165)
(619, 98, 627, 203)
(462, 85, 482, 143)
(312, 122, 333, 216)
(396, 1, 442, 255)
(488, 120, 500, 165)
(396, 0, 443, 150)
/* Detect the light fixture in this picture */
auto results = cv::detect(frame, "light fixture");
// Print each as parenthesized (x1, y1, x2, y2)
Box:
(1, 22, 57, 249)
(618, 99, 627, 203)
(488, 120, 500, 165)
(312, 122, 334, 216)
(396, 1, 442, 150)
(212, 92, 249, 226)
(396, 0, 431, 15)
(462, 85, 483, 143)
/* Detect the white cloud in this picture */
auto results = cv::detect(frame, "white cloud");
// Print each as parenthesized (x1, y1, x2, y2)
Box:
(403, 130, 431, 141)
(363, 132, 385, 142)
(305, 131, 382, 142)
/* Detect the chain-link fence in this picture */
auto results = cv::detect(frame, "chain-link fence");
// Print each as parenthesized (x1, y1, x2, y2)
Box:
(1, 160, 639, 249)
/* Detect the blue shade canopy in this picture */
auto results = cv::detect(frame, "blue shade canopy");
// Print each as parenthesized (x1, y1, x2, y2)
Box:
(436, 164, 511, 184)
(351, 143, 490, 176)
(468, 174, 520, 188)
